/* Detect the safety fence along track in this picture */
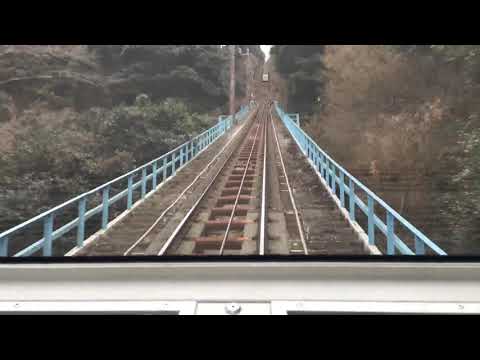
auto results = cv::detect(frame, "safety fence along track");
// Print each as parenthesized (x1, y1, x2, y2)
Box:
(274, 101, 447, 256)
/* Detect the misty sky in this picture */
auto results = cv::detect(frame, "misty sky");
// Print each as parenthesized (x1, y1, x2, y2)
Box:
(220, 45, 272, 59)
(261, 45, 272, 60)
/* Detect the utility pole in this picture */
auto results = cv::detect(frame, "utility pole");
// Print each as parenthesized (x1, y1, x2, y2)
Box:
(229, 44, 236, 125)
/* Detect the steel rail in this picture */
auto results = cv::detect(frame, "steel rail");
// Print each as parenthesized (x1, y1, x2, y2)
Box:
(123, 116, 251, 256)
(269, 106, 308, 255)
(259, 103, 268, 255)
(157, 105, 262, 256)
(219, 103, 265, 255)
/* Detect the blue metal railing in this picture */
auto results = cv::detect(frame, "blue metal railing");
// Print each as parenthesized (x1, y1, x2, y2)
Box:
(275, 101, 446, 256)
(0, 104, 253, 257)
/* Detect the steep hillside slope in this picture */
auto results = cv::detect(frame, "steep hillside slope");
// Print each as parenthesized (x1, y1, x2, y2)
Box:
(0, 45, 264, 235)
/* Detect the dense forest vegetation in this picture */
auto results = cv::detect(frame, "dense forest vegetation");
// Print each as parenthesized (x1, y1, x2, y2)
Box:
(272, 45, 480, 253)
(0, 45, 263, 235)
(271, 45, 325, 114)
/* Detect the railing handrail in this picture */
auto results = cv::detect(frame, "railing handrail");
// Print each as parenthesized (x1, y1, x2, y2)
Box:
(0, 104, 253, 249)
(274, 101, 446, 255)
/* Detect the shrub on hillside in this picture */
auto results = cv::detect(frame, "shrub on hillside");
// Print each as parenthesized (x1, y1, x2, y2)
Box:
(0, 98, 213, 231)
(303, 45, 480, 252)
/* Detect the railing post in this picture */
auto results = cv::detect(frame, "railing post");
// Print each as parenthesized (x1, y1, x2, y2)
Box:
(387, 212, 395, 255)
(320, 154, 325, 178)
(340, 171, 345, 208)
(316, 149, 321, 172)
(180, 147, 184, 167)
(349, 178, 355, 222)
(328, 162, 332, 187)
(172, 152, 177, 176)
(331, 164, 336, 194)
(42, 213, 54, 256)
(323, 155, 327, 179)
(152, 162, 158, 190)
(162, 157, 167, 182)
(0, 236, 8, 257)
(325, 158, 330, 185)
(367, 195, 375, 246)
(415, 235, 425, 255)
(102, 186, 110, 230)
(141, 167, 147, 198)
(77, 197, 86, 247)
(127, 175, 133, 209)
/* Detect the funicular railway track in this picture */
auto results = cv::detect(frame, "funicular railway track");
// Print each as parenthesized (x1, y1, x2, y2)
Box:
(71, 76, 322, 257)
(76, 93, 360, 258)
(160, 102, 269, 255)
(125, 99, 308, 256)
